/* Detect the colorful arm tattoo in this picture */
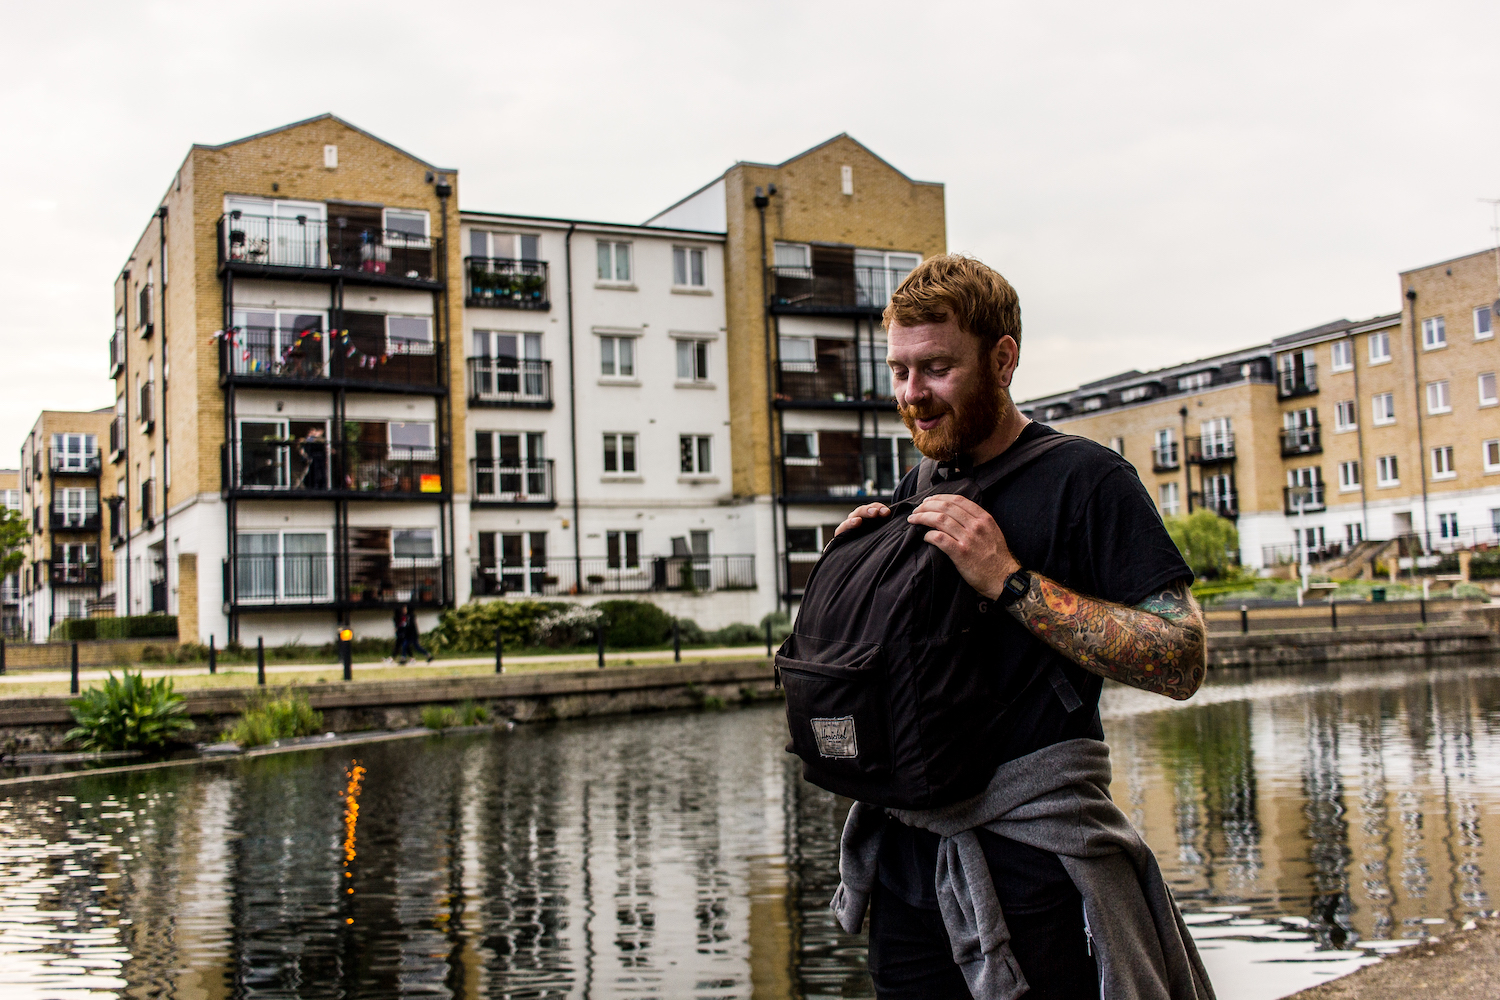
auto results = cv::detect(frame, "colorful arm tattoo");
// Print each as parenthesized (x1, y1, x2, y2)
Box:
(1005, 576, 1206, 700)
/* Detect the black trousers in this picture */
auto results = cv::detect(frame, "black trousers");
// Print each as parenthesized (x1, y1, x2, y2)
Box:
(866, 881, 1100, 1000)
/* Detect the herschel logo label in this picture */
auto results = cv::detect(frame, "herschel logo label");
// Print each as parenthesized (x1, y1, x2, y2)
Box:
(811, 717, 858, 758)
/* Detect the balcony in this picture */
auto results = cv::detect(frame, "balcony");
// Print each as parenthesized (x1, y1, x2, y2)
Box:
(1187, 434, 1236, 464)
(471, 459, 555, 507)
(464, 258, 549, 310)
(472, 554, 755, 598)
(1193, 491, 1239, 518)
(1280, 425, 1322, 457)
(1283, 483, 1327, 515)
(776, 357, 894, 408)
(108, 499, 124, 547)
(139, 381, 155, 430)
(223, 440, 447, 500)
(50, 505, 101, 532)
(109, 416, 127, 461)
(1279, 364, 1318, 399)
(217, 214, 441, 289)
(218, 328, 443, 393)
(141, 478, 156, 525)
(769, 265, 912, 315)
(109, 331, 125, 378)
(781, 451, 914, 504)
(223, 554, 451, 610)
(467, 358, 554, 408)
(49, 449, 101, 475)
(1151, 443, 1180, 472)
(51, 557, 102, 587)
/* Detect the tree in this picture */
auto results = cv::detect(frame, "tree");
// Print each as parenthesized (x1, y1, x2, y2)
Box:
(1164, 509, 1240, 580)
(0, 507, 27, 578)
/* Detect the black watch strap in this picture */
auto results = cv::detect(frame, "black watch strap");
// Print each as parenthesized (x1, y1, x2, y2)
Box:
(998, 569, 1032, 607)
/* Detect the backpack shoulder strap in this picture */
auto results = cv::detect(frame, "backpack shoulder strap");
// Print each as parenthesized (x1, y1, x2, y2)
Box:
(972, 429, 1076, 493)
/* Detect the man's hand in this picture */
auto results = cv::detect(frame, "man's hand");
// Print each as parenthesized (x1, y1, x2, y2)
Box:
(834, 502, 892, 537)
(907, 494, 1020, 600)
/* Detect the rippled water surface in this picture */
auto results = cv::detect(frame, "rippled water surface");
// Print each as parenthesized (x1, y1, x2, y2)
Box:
(5, 655, 1500, 999)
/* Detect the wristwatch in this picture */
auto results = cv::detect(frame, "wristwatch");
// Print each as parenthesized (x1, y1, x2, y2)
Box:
(997, 568, 1032, 608)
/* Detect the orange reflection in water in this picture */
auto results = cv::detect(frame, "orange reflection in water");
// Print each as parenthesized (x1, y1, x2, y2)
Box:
(341, 761, 366, 923)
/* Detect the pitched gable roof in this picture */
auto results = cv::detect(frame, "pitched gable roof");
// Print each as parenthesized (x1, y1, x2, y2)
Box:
(192, 113, 455, 172)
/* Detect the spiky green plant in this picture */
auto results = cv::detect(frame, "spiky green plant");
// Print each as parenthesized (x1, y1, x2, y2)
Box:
(226, 688, 323, 747)
(66, 671, 195, 751)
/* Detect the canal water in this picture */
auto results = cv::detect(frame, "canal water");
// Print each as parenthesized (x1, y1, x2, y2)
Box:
(3, 654, 1500, 1000)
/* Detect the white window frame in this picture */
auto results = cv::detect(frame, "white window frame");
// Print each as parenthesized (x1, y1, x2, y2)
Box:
(386, 315, 434, 355)
(1484, 439, 1500, 474)
(1422, 315, 1447, 350)
(1177, 371, 1212, 392)
(774, 242, 811, 268)
(392, 527, 438, 563)
(596, 240, 633, 284)
(1479, 372, 1497, 407)
(1119, 386, 1150, 403)
(1426, 380, 1452, 414)
(1372, 392, 1396, 426)
(1376, 454, 1400, 487)
(674, 337, 712, 384)
(606, 529, 642, 570)
(1476, 305, 1494, 341)
(1437, 512, 1459, 540)
(470, 230, 540, 262)
(603, 432, 638, 475)
(234, 529, 333, 604)
(388, 421, 437, 460)
(597, 331, 639, 380)
(55, 487, 99, 526)
(1432, 445, 1456, 480)
(231, 308, 330, 375)
(1334, 399, 1357, 432)
(1158, 482, 1180, 516)
(383, 208, 431, 247)
(672, 246, 707, 288)
(1369, 330, 1392, 364)
(680, 434, 712, 475)
(52, 433, 99, 470)
(778, 335, 816, 372)
(1338, 460, 1361, 492)
(783, 432, 818, 465)
(1329, 340, 1353, 372)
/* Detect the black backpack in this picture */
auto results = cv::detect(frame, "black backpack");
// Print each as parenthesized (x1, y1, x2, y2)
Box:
(777, 431, 1076, 809)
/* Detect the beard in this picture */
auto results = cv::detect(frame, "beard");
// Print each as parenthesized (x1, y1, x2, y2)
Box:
(898, 363, 1006, 462)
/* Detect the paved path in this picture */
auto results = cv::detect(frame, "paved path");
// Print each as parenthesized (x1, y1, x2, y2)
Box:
(0, 645, 770, 687)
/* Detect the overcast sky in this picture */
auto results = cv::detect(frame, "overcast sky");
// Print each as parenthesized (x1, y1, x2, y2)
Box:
(3, 0, 1498, 460)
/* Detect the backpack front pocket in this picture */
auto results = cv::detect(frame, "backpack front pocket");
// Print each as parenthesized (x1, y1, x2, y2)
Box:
(778, 638, 891, 780)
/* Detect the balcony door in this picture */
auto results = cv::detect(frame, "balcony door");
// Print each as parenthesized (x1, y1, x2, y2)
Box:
(52, 433, 97, 470)
(239, 420, 289, 488)
(232, 309, 327, 377)
(225, 197, 327, 268)
(854, 251, 921, 308)
(1200, 417, 1232, 459)
(476, 432, 545, 499)
(57, 488, 98, 527)
(235, 531, 330, 603)
(473, 330, 543, 399)
(479, 531, 548, 595)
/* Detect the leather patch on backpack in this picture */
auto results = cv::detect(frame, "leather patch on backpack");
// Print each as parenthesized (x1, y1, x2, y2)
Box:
(811, 716, 859, 758)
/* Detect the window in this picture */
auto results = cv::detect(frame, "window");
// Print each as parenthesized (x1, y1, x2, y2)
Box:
(1177, 371, 1212, 391)
(1480, 373, 1498, 407)
(471, 331, 545, 399)
(1432, 445, 1456, 479)
(392, 528, 436, 560)
(1345, 522, 1364, 546)
(786, 527, 821, 553)
(471, 231, 539, 261)
(476, 531, 549, 595)
(1120, 385, 1151, 403)
(55, 488, 99, 526)
(775, 242, 811, 268)
(1081, 396, 1104, 411)
(1369, 330, 1391, 363)
(597, 241, 632, 282)
(1330, 340, 1353, 371)
(231, 309, 328, 376)
(603, 433, 637, 474)
(1159, 482, 1180, 516)
(384, 209, 431, 245)
(600, 335, 636, 378)
(680, 435, 712, 474)
(1334, 400, 1357, 431)
(0, 489, 18, 510)
(1338, 460, 1360, 491)
(854, 250, 921, 307)
(1476, 305, 1493, 340)
(1376, 454, 1399, 486)
(1200, 417, 1232, 459)
(673, 247, 706, 287)
(389, 422, 436, 460)
(1486, 440, 1500, 473)
(1427, 380, 1451, 414)
(1438, 513, 1459, 539)
(224, 197, 328, 268)
(474, 432, 547, 499)
(387, 316, 433, 354)
(234, 531, 331, 603)
(52, 434, 98, 470)
(1423, 315, 1447, 349)
(778, 336, 816, 372)
(676, 338, 710, 382)
(1107, 437, 1124, 455)
(1153, 428, 1176, 468)
(783, 432, 816, 462)
(606, 530, 640, 569)
(1372, 392, 1395, 425)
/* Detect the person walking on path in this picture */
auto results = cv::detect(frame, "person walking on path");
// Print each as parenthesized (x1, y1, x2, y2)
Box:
(823, 255, 1212, 1000)
(391, 604, 432, 664)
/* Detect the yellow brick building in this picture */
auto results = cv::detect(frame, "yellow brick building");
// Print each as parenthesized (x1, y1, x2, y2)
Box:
(1, 468, 21, 637)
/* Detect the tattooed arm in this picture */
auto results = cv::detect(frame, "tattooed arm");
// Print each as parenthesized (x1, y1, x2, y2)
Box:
(1006, 575, 1206, 700)
(908, 492, 1207, 700)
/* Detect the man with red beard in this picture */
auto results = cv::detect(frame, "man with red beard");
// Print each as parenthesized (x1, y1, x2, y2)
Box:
(835, 254, 1206, 999)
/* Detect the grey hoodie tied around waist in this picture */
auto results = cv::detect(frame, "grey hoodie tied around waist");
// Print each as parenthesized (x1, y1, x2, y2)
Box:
(830, 738, 1216, 1000)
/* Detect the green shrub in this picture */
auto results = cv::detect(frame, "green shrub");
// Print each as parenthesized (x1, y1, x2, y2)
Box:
(709, 622, 763, 646)
(533, 605, 606, 647)
(66, 671, 195, 751)
(760, 611, 792, 644)
(226, 689, 323, 748)
(1453, 583, 1489, 600)
(1164, 510, 1239, 580)
(139, 645, 166, 662)
(95, 615, 179, 640)
(595, 600, 673, 647)
(458, 700, 490, 726)
(422, 705, 459, 729)
(428, 599, 570, 652)
(53, 618, 98, 641)
(675, 618, 707, 645)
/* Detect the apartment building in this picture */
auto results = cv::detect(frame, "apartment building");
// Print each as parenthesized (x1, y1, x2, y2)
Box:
(110, 115, 463, 646)
(15, 410, 115, 638)
(646, 135, 946, 606)
(1, 469, 20, 637)
(458, 211, 759, 624)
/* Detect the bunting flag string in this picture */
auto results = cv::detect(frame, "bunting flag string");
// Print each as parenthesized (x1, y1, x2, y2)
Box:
(210, 327, 398, 372)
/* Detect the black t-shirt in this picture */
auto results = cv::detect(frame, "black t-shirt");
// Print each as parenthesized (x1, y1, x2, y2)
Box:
(876, 421, 1193, 911)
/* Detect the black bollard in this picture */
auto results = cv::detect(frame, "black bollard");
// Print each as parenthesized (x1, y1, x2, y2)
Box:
(495, 625, 504, 674)
(340, 629, 353, 681)
(1240, 605, 1249, 634)
(256, 637, 266, 686)
(673, 619, 681, 663)
(597, 622, 606, 669)
(1420, 598, 1427, 625)
(1330, 600, 1338, 630)
(765, 619, 773, 657)
(208, 634, 217, 675)
(70, 641, 79, 695)
(0, 635, 6, 676)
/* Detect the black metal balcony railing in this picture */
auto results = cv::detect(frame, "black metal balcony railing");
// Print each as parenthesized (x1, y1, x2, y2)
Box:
(467, 358, 553, 407)
(139, 381, 156, 427)
(781, 452, 916, 502)
(51, 557, 102, 587)
(1280, 425, 1322, 456)
(1187, 434, 1236, 463)
(109, 500, 124, 546)
(769, 266, 914, 313)
(471, 459, 555, 505)
(472, 554, 755, 598)
(1283, 483, 1327, 515)
(1279, 364, 1318, 399)
(224, 441, 446, 498)
(218, 215, 440, 283)
(776, 358, 893, 406)
(50, 507, 101, 532)
(1151, 443, 1179, 472)
(49, 449, 101, 475)
(464, 258, 549, 309)
(1194, 491, 1239, 518)
(223, 554, 451, 609)
(109, 331, 124, 378)
(219, 328, 442, 389)
(110, 416, 127, 459)
(141, 478, 156, 523)
(1260, 540, 1346, 567)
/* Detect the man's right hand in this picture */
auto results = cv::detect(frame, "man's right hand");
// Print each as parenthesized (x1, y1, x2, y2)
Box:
(835, 503, 891, 537)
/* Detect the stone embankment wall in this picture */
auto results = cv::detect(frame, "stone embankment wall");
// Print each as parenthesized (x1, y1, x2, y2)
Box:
(1, 639, 180, 671)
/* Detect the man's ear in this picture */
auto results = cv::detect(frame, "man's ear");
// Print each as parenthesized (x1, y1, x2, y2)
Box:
(993, 335, 1020, 389)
